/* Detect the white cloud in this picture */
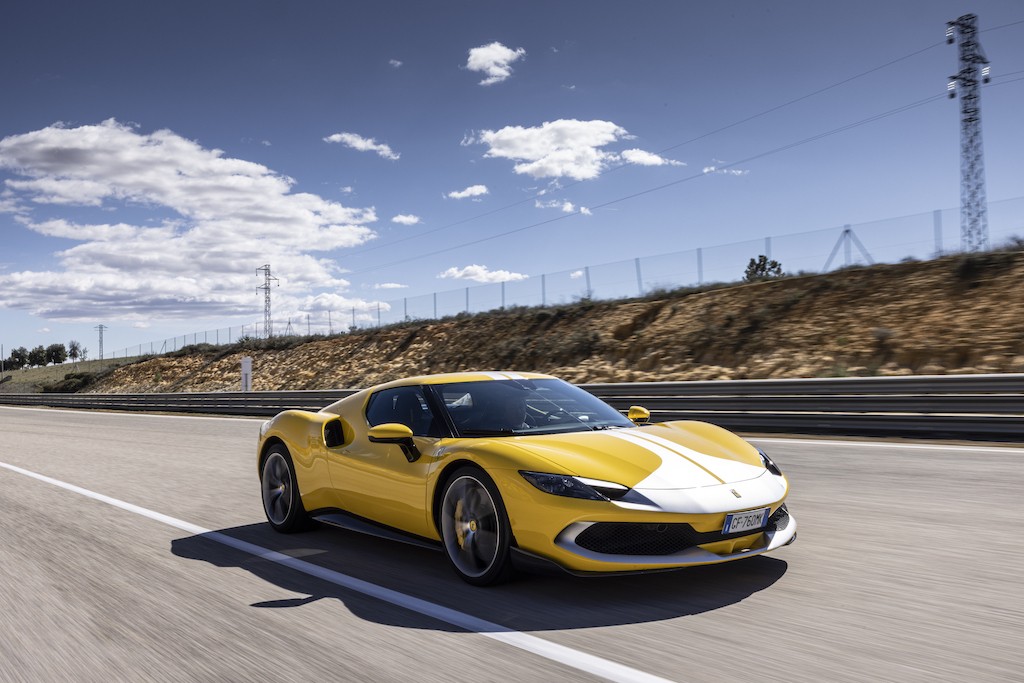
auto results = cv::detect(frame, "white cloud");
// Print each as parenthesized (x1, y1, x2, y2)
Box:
(340, 186, 354, 194)
(447, 184, 489, 200)
(37, 327, 51, 333)
(465, 42, 526, 85)
(0, 191, 24, 214)
(302, 292, 390, 313)
(703, 159, 749, 176)
(621, 149, 683, 167)
(323, 132, 400, 161)
(535, 199, 589, 215)
(472, 119, 632, 180)
(471, 121, 677, 181)
(0, 119, 379, 321)
(569, 270, 584, 279)
(373, 282, 408, 290)
(703, 162, 750, 176)
(391, 214, 420, 225)
(389, 59, 403, 68)
(438, 264, 528, 283)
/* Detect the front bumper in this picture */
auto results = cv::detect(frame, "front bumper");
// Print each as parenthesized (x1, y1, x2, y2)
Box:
(493, 468, 796, 573)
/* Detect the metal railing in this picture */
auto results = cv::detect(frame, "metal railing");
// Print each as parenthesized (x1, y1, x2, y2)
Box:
(2, 375, 1021, 441)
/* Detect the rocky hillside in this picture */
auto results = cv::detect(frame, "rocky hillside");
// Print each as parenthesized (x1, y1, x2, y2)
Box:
(84, 250, 1024, 393)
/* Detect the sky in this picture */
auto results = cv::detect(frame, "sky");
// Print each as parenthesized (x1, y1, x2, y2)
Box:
(2, 0, 1023, 358)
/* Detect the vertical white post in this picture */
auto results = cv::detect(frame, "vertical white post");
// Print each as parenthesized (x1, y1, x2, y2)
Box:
(241, 356, 252, 392)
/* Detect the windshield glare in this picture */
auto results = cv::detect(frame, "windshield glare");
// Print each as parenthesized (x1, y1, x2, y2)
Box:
(435, 379, 633, 436)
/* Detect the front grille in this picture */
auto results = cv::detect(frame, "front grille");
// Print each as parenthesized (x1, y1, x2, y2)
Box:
(574, 504, 789, 556)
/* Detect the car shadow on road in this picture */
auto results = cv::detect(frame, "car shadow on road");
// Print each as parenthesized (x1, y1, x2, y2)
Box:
(171, 521, 788, 633)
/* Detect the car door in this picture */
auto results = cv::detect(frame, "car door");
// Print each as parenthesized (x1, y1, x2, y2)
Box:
(326, 385, 442, 538)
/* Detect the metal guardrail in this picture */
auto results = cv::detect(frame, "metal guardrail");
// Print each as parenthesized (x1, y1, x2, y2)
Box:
(0, 375, 1021, 440)
(0, 390, 360, 416)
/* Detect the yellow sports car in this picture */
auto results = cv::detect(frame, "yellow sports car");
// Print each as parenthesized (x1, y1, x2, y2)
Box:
(257, 371, 796, 585)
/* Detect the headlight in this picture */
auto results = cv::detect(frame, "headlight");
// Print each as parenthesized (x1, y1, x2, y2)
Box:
(758, 448, 783, 476)
(519, 471, 629, 501)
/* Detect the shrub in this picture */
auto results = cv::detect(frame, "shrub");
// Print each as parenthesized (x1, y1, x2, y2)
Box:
(743, 255, 784, 282)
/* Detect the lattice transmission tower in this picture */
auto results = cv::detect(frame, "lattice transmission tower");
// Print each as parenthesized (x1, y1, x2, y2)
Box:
(95, 324, 106, 360)
(256, 264, 279, 338)
(946, 13, 991, 252)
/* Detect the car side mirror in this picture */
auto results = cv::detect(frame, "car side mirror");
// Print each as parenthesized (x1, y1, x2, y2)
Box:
(627, 406, 650, 425)
(368, 423, 421, 462)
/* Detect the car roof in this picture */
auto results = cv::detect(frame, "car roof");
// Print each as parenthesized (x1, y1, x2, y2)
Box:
(373, 371, 555, 391)
(319, 371, 557, 415)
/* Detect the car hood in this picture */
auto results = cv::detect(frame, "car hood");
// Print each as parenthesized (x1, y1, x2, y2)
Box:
(505, 421, 767, 490)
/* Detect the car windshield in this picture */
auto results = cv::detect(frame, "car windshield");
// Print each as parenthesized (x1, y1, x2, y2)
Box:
(434, 378, 634, 437)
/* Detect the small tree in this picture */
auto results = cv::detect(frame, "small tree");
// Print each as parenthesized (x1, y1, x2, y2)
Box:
(28, 345, 47, 367)
(744, 255, 783, 282)
(45, 343, 68, 366)
(8, 347, 28, 370)
(80, 347, 89, 362)
(68, 340, 82, 364)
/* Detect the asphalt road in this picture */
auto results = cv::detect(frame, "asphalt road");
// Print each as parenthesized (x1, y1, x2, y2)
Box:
(0, 406, 1021, 683)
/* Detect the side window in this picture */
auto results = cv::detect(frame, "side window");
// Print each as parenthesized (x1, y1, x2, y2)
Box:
(365, 386, 441, 437)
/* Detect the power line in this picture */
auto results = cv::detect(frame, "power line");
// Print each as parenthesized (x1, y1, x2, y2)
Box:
(340, 17, 1024, 276)
(340, 37, 958, 261)
(346, 92, 949, 277)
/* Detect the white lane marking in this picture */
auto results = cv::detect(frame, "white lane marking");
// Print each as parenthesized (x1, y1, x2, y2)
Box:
(750, 437, 1024, 454)
(0, 460, 675, 683)
(0, 405, 264, 422)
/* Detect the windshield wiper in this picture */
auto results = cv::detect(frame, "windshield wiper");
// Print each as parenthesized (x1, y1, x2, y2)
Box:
(591, 424, 627, 431)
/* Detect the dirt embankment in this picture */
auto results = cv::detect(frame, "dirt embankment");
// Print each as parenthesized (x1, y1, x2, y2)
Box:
(85, 251, 1024, 393)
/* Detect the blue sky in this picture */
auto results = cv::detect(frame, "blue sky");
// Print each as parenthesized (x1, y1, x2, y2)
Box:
(2, 1, 1023, 358)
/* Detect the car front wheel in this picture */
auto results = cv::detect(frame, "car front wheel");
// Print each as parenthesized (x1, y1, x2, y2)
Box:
(440, 467, 513, 586)
(261, 445, 311, 533)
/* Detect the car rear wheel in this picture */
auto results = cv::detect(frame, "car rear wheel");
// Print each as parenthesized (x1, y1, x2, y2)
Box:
(440, 467, 513, 586)
(261, 445, 311, 533)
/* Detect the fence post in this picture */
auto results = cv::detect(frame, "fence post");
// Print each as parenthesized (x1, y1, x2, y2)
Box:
(433, 292, 437, 319)
(501, 281, 506, 309)
(465, 287, 469, 313)
(933, 209, 943, 255)
(542, 274, 546, 306)
(697, 248, 703, 285)
(404, 297, 408, 321)
(765, 236, 772, 260)
(584, 266, 592, 299)
(634, 257, 643, 296)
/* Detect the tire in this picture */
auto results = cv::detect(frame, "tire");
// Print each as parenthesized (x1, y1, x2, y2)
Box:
(439, 466, 514, 586)
(260, 444, 311, 533)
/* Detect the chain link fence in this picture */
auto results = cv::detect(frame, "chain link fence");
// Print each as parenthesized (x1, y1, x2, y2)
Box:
(102, 197, 1024, 360)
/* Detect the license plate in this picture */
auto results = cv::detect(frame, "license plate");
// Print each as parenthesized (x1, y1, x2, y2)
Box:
(723, 507, 769, 534)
